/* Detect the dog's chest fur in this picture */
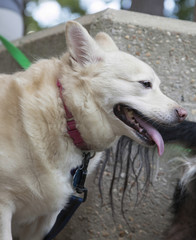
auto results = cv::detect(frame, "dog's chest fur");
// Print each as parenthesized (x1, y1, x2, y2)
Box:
(0, 60, 84, 228)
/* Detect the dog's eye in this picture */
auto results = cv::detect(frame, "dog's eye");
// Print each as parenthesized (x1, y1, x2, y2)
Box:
(139, 81, 152, 89)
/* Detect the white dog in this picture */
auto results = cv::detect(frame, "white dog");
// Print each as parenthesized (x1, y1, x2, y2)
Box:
(0, 21, 187, 240)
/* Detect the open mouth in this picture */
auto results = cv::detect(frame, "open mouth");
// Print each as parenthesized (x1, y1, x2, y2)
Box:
(113, 104, 164, 156)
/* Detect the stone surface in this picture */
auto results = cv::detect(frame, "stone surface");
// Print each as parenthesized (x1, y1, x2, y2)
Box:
(1, 9, 196, 240)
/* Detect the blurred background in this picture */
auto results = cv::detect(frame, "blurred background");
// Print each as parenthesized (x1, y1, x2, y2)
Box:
(0, 0, 196, 41)
(23, 0, 196, 34)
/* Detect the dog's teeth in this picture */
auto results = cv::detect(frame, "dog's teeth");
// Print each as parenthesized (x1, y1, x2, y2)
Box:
(127, 110, 133, 118)
(131, 118, 135, 123)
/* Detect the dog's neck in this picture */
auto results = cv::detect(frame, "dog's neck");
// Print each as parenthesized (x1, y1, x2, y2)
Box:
(57, 79, 88, 150)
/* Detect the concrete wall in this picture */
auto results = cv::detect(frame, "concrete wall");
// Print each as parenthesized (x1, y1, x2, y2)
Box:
(1, 9, 196, 240)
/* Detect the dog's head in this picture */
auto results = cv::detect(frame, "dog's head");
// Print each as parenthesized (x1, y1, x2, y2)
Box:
(63, 21, 187, 155)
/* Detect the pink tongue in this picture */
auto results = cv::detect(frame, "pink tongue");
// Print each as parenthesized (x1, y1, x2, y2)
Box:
(135, 117, 164, 156)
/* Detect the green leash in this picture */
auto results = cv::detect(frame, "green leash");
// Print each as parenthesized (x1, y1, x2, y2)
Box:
(0, 35, 31, 69)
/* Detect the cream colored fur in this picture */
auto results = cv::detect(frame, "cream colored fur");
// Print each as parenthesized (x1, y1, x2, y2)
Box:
(0, 21, 185, 239)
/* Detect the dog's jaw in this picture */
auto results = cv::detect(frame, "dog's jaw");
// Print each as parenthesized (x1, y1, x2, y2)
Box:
(113, 104, 164, 156)
(134, 114, 164, 156)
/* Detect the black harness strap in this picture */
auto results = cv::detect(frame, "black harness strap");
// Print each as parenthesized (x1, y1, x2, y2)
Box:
(43, 195, 84, 240)
(43, 152, 93, 240)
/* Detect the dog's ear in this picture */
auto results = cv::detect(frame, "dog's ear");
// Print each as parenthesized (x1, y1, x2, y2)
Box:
(95, 32, 119, 52)
(65, 21, 103, 65)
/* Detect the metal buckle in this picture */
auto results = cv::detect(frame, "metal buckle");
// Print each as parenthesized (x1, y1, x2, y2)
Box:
(67, 117, 74, 122)
(73, 152, 95, 202)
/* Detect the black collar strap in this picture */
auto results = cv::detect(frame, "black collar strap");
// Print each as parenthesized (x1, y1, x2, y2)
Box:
(43, 152, 94, 240)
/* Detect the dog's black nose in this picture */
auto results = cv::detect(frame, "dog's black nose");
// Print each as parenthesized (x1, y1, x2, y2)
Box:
(176, 107, 187, 122)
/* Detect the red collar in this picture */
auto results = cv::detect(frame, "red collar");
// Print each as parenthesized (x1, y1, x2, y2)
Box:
(57, 80, 88, 150)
